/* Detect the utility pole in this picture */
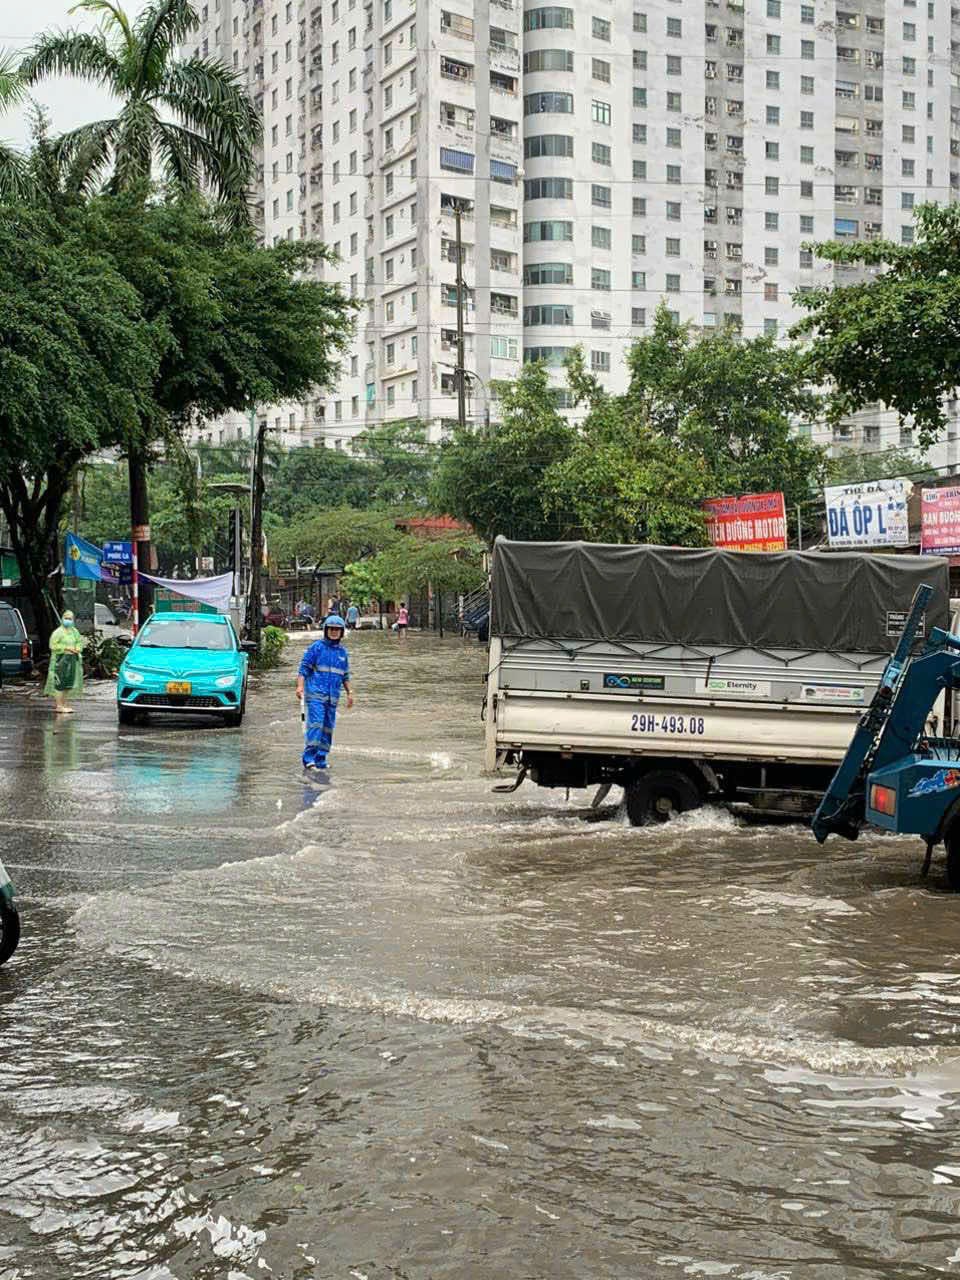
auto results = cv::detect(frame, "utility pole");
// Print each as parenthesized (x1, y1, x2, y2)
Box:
(455, 205, 467, 430)
(129, 448, 153, 625)
(244, 419, 267, 648)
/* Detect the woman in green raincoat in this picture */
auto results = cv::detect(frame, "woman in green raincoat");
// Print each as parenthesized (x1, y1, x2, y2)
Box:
(44, 610, 85, 714)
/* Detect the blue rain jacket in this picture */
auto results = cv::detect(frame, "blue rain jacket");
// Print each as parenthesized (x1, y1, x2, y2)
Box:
(299, 638, 350, 703)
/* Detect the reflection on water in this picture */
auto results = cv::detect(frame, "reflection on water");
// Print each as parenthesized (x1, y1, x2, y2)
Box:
(4, 633, 960, 1278)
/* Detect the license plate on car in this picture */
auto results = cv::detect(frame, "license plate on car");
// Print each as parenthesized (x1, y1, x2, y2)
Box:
(166, 681, 192, 695)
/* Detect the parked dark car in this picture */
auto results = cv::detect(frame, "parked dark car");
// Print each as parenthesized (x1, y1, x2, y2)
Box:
(0, 602, 32, 679)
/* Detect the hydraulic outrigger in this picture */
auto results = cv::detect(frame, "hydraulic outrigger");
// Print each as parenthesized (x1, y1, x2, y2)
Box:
(813, 584, 960, 888)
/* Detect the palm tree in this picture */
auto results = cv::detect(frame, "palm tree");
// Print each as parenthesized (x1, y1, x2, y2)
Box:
(0, 50, 29, 197)
(21, 0, 260, 219)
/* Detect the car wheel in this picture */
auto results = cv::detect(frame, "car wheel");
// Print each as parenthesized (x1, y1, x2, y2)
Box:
(118, 704, 138, 726)
(0, 902, 21, 967)
(224, 687, 246, 728)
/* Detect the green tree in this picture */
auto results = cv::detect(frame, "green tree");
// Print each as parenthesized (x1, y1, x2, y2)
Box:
(266, 444, 374, 521)
(22, 0, 259, 218)
(431, 362, 573, 543)
(794, 203, 960, 448)
(339, 557, 386, 609)
(351, 420, 438, 508)
(826, 446, 934, 486)
(0, 205, 158, 642)
(0, 50, 28, 197)
(272, 507, 400, 568)
(369, 533, 485, 634)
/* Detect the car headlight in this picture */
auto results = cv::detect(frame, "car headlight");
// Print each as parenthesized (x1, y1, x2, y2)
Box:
(215, 673, 237, 687)
(124, 670, 145, 684)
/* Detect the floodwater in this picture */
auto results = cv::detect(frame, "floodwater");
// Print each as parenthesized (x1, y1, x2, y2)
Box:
(4, 633, 960, 1279)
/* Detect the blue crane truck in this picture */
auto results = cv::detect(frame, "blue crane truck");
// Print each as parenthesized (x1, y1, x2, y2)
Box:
(813, 583, 960, 888)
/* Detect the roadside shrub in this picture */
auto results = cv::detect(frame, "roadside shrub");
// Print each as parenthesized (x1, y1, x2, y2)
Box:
(83, 633, 126, 679)
(258, 624, 288, 669)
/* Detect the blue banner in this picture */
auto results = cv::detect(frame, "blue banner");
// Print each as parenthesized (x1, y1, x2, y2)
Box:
(64, 532, 103, 582)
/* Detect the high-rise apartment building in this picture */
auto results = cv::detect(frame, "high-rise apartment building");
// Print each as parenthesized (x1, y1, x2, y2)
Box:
(185, 0, 960, 467)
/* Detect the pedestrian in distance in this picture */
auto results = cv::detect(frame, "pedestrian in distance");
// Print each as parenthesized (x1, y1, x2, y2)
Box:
(345, 602, 360, 630)
(296, 614, 354, 771)
(45, 610, 85, 714)
(394, 602, 409, 636)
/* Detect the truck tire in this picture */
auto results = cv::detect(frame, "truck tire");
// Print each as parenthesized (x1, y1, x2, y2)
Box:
(946, 829, 960, 891)
(0, 902, 20, 966)
(625, 769, 702, 827)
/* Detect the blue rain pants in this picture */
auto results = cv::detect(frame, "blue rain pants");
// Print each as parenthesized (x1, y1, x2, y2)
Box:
(303, 694, 338, 768)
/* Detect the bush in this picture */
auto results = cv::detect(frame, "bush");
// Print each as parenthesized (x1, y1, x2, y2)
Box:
(258, 624, 288, 669)
(83, 632, 126, 679)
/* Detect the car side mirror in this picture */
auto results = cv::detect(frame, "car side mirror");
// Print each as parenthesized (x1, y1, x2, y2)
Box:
(241, 640, 259, 655)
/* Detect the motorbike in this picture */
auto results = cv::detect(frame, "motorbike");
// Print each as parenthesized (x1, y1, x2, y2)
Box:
(0, 857, 20, 966)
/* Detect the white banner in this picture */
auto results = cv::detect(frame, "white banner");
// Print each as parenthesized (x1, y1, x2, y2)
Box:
(139, 571, 234, 614)
(824, 478, 911, 548)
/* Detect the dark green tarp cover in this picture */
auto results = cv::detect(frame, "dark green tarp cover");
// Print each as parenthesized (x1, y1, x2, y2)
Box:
(491, 539, 950, 654)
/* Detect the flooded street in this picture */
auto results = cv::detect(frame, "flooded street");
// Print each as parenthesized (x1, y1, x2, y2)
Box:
(5, 631, 960, 1278)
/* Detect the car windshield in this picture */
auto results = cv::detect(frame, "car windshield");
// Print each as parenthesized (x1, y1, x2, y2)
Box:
(135, 619, 233, 651)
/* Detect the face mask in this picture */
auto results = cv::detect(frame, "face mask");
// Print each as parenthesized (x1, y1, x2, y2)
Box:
(63, 620, 75, 629)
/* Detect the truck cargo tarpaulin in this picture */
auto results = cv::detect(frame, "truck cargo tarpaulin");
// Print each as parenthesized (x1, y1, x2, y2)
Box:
(702, 492, 787, 553)
(920, 486, 960, 557)
(490, 539, 949, 654)
(824, 478, 911, 549)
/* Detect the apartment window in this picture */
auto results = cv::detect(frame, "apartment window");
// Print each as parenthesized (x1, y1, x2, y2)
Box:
(801, 180, 813, 198)
(592, 225, 612, 249)
(592, 183, 612, 207)
(835, 217, 858, 237)
(285, 114, 292, 136)
(634, 12, 647, 32)
(801, 3, 814, 20)
(665, 236, 680, 256)
(904, 21, 916, 39)
(524, 261, 573, 285)
(490, 336, 519, 361)
(384, 84, 393, 111)
(903, 159, 916, 177)
(632, 270, 646, 288)
(490, 160, 517, 184)
(632, 307, 646, 326)
(523, 49, 574, 72)
(666, 164, 680, 184)
(592, 142, 611, 165)
(764, 319, 778, 338)
(902, 226, 915, 244)
(666, 200, 681, 220)
(667, 55, 682, 75)
(271, 125, 278, 146)
(903, 56, 916, 74)
(765, 141, 779, 160)
(667, 16, 682, 36)
(799, 249, 813, 268)
(766, 106, 780, 126)
(800, 145, 814, 164)
(800, 215, 814, 234)
(592, 15, 611, 39)
(765, 247, 778, 266)
(801, 40, 814, 59)
(385, 213, 394, 237)
(765, 176, 779, 195)
(331, 41, 339, 63)
(767, 0, 780, 14)
(285, 39, 292, 60)
(634, 50, 647, 70)
(767, 71, 780, 90)
(525, 92, 574, 114)
(765, 211, 779, 230)
(385, 341, 395, 363)
(524, 220, 574, 242)
(800, 75, 814, 94)
(335, 401, 342, 422)
(632, 234, 646, 254)
(864, 84, 883, 102)
(667, 92, 682, 112)
(764, 283, 778, 301)
(271, 198, 279, 218)
(800, 110, 814, 129)
(634, 197, 647, 216)
(286, 188, 294, 210)
(524, 304, 573, 326)
(903, 125, 916, 144)
(525, 176, 573, 199)
(525, 134, 574, 158)
(384, 126, 394, 150)
(903, 192, 915, 209)
(592, 267, 611, 290)
(667, 127, 681, 148)
(441, 9, 475, 39)
(767, 34, 780, 54)
(523, 6, 574, 30)
(903, 91, 916, 111)
(592, 100, 611, 125)
(592, 58, 611, 82)
(634, 87, 648, 108)
(665, 274, 680, 293)
(591, 350, 611, 372)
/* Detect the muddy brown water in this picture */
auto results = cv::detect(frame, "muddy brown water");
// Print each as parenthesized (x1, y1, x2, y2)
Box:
(3, 632, 960, 1278)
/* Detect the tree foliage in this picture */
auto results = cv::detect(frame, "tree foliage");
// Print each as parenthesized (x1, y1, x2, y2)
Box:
(22, 0, 259, 219)
(433, 309, 825, 547)
(794, 203, 960, 448)
(271, 507, 400, 568)
(267, 445, 374, 521)
(350, 420, 438, 508)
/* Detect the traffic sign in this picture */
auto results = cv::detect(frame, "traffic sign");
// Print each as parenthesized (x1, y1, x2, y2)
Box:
(103, 540, 133, 564)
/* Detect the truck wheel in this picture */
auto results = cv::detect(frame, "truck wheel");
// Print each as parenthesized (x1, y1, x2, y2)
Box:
(0, 902, 20, 966)
(625, 770, 702, 827)
(946, 830, 960, 891)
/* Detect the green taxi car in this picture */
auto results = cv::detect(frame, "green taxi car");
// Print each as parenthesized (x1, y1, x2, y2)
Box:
(117, 611, 254, 727)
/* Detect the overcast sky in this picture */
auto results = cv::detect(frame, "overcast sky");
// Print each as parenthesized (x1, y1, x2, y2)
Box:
(4, 0, 151, 147)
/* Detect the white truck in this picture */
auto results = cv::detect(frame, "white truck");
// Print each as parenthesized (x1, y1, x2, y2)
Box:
(484, 539, 952, 824)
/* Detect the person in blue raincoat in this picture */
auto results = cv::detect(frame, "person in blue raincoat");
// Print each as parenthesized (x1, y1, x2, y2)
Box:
(296, 614, 353, 770)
